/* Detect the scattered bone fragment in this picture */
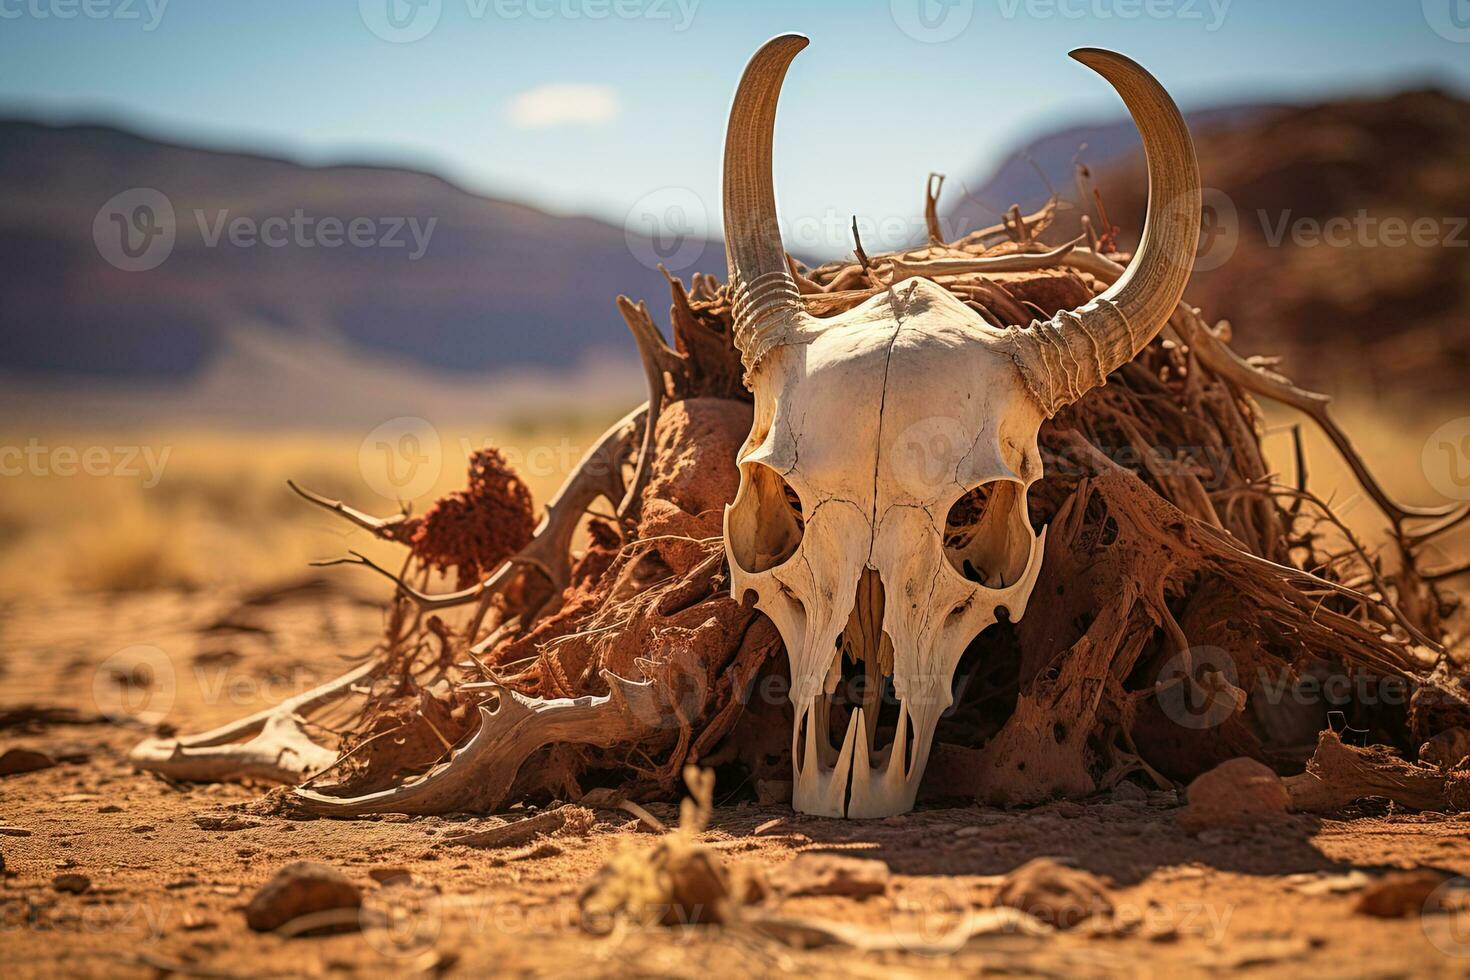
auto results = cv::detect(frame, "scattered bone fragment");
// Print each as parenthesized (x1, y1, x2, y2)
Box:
(1285, 731, 1460, 813)
(443, 804, 594, 849)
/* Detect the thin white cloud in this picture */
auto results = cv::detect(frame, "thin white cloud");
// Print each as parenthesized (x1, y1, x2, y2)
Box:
(505, 84, 621, 130)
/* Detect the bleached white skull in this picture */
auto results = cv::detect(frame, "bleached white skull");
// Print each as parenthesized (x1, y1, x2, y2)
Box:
(721, 35, 1200, 817)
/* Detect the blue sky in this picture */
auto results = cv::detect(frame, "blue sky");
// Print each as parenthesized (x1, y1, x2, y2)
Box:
(3, 0, 1468, 247)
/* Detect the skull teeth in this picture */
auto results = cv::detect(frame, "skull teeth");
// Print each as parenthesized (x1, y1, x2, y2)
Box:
(791, 688, 921, 818)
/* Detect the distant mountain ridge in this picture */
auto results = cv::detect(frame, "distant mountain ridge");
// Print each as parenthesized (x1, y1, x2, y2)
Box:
(4, 85, 1465, 423)
(942, 103, 1280, 238)
(0, 118, 725, 386)
(950, 88, 1470, 400)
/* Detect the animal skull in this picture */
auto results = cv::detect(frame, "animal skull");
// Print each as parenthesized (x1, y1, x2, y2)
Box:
(721, 35, 1200, 817)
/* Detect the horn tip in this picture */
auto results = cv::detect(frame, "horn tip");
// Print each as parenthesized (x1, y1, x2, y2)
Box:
(1067, 46, 1133, 71)
(764, 32, 810, 52)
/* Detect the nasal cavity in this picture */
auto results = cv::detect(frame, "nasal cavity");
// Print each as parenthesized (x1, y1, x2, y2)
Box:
(830, 568, 902, 757)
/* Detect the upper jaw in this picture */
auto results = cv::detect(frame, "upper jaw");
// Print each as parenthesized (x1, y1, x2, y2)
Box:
(791, 694, 926, 818)
(788, 568, 942, 818)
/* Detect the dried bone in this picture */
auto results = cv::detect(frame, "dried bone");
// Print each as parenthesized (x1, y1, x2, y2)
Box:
(128, 661, 376, 783)
(718, 36, 1200, 816)
(1284, 730, 1467, 813)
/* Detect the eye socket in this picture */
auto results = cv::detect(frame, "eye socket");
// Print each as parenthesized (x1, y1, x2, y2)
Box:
(727, 463, 805, 574)
(943, 480, 1033, 589)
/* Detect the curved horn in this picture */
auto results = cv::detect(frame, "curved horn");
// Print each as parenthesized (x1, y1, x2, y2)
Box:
(1009, 49, 1201, 415)
(723, 33, 811, 376)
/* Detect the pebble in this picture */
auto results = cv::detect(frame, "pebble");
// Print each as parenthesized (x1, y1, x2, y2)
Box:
(52, 873, 92, 895)
(1178, 758, 1290, 833)
(1354, 870, 1449, 918)
(245, 861, 362, 932)
(0, 748, 56, 777)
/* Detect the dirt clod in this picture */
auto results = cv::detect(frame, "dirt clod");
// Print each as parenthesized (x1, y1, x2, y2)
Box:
(244, 861, 362, 932)
(52, 873, 91, 894)
(993, 858, 1112, 929)
(1353, 870, 1450, 918)
(194, 813, 263, 831)
(770, 854, 889, 899)
(1179, 758, 1291, 833)
(0, 747, 56, 776)
(368, 867, 412, 885)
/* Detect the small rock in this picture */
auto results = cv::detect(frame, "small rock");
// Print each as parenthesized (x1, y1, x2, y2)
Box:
(1354, 870, 1449, 918)
(52, 873, 91, 895)
(954, 825, 987, 838)
(771, 853, 889, 899)
(1110, 781, 1148, 803)
(1052, 801, 1086, 819)
(245, 862, 362, 933)
(0, 748, 56, 777)
(97, 805, 123, 814)
(1178, 758, 1291, 834)
(993, 858, 1112, 929)
(129, 824, 156, 834)
(368, 867, 412, 885)
(193, 813, 261, 831)
(181, 911, 215, 931)
(755, 779, 791, 805)
(1420, 728, 1470, 769)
